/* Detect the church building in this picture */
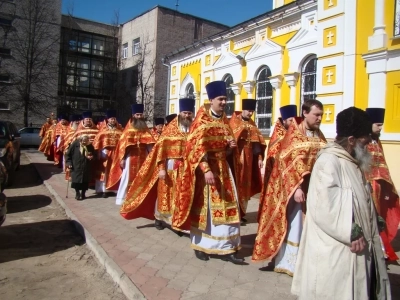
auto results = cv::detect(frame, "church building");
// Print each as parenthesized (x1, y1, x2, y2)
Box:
(164, 0, 400, 185)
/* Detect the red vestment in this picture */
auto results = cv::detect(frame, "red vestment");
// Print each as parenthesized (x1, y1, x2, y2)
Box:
(71, 122, 99, 144)
(172, 104, 242, 231)
(106, 120, 156, 191)
(63, 126, 77, 181)
(229, 112, 266, 214)
(252, 118, 326, 262)
(257, 119, 287, 222)
(39, 122, 51, 139)
(366, 139, 400, 261)
(120, 117, 188, 220)
(38, 124, 56, 161)
(92, 123, 123, 183)
(53, 121, 69, 167)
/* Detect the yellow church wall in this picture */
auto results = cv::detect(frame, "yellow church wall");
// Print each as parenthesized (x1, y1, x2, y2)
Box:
(268, 30, 299, 107)
(384, 70, 400, 133)
(240, 63, 249, 109)
(381, 142, 400, 189)
(386, 0, 400, 50)
(284, 0, 295, 5)
(180, 59, 202, 92)
(354, 0, 374, 109)
(232, 45, 253, 55)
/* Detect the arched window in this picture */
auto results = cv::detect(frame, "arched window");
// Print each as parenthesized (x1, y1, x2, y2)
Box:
(255, 66, 273, 132)
(223, 74, 235, 118)
(300, 55, 317, 111)
(185, 83, 195, 99)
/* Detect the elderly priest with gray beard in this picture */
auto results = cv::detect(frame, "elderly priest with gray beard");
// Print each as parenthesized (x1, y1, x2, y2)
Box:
(292, 107, 391, 300)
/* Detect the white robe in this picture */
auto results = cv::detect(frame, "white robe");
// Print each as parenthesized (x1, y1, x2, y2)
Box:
(115, 144, 153, 205)
(190, 161, 241, 255)
(292, 142, 391, 300)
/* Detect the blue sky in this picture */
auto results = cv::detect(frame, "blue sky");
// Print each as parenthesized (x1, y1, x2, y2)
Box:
(62, 0, 273, 27)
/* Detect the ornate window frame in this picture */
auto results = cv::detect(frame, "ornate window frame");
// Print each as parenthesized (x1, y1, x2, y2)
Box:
(255, 66, 273, 133)
(300, 55, 317, 112)
(222, 74, 235, 118)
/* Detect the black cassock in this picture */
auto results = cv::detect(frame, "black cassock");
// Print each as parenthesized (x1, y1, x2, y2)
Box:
(66, 140, 95, 190)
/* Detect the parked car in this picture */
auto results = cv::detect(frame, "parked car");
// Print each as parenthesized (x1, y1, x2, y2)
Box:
(0, 121, 21, 186)
(19, 127, 41, 147)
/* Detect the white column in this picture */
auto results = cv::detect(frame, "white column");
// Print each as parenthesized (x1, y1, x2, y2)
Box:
(284, 73, 299, 105)
(362, 51, 387, 109)
(367, 72, 386, 108)
(368, 0, 387, 50)
(242, 81, 255, 98)
(230, 83, 242, 111)
(269, 75, 283, 120)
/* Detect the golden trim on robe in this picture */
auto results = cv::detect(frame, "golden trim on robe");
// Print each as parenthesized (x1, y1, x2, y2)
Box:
(172, 104, 242, 231)
(120, 117, 187, 220)
(252, 117, 326, 262)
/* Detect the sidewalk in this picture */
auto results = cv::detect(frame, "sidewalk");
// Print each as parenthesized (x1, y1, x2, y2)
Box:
(24, 151, 356, 299)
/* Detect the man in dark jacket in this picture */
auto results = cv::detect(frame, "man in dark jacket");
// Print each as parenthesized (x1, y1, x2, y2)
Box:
(66, 135, 95, 200)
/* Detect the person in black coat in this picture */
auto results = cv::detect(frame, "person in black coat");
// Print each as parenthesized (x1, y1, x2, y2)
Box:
(66, 135, 95, 200)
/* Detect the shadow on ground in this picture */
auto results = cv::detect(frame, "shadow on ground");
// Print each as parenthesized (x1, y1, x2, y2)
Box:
(7, 195, 52, 214)
(0, 219, 84, 263)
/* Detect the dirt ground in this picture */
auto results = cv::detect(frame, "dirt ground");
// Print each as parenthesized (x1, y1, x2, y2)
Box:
(0, 153, 126, 300)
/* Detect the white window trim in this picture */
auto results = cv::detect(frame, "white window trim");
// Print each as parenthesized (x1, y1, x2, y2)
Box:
(122, 43, 128, 59)
(300, 55, 317, 111)
(395, 0, 400, 37)
(255, 67, 273, 133)
(132, 38, 140, 56)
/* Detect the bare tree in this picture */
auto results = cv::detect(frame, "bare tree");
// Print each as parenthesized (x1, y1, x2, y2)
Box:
(6, 0, 60, 127)
(135, 39, 156, 120)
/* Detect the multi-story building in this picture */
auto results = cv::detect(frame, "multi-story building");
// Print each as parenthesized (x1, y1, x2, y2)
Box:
(0, 0, 61, 128)
(58, 15, 118, 122)
(118, 5, 228, 123)
(164, 0, 400, 185)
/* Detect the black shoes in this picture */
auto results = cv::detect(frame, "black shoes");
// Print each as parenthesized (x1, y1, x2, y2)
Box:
(155, 220, 164, 230)
(193, 250, 244, 264)
(75, 191, 81, 200)
(194, 250, 209, 261)
(102, 192, 107, 198)
(222, 253, 245, 264)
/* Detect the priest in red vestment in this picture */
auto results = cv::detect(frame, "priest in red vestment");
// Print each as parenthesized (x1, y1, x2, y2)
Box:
(64, 114, 81, 181)
(172, 81, 244, 264)
(151, 117, 165, 141)
(253, 100, 326, 276)
(71, 111, 99, 145)
(106, 104, 156, 205)
(92, 109, 123, 198)
(258, 104, 297, 222)
(366, 107, 400, 261)
(38, 119, 57, 161)
(229, 99, 266, 221)
(120, 98, 195, 231)
(53, 114, 69, 168)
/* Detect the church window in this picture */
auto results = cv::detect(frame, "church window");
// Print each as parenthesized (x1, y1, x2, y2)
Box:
(255, 66, 273, 132)
(223, 74, 235, 118)
(300, 55, 317, 112)
(185, 83, 195, 98)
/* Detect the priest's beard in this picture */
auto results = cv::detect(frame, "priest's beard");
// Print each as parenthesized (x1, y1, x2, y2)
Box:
(133, 118, 147, 130)
(353, 141, 372, 173)
(178, 115, 193, 130)
(71, 122, 78, 130)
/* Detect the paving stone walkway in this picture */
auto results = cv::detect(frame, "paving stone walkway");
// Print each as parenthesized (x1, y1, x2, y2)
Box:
(26, 150, 400, 300)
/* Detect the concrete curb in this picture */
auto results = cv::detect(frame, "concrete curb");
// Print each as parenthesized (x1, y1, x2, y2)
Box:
(27, 156, 145, 300)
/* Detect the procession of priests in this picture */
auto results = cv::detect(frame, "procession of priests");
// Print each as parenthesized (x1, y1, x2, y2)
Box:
(38, 79, 399, 299)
